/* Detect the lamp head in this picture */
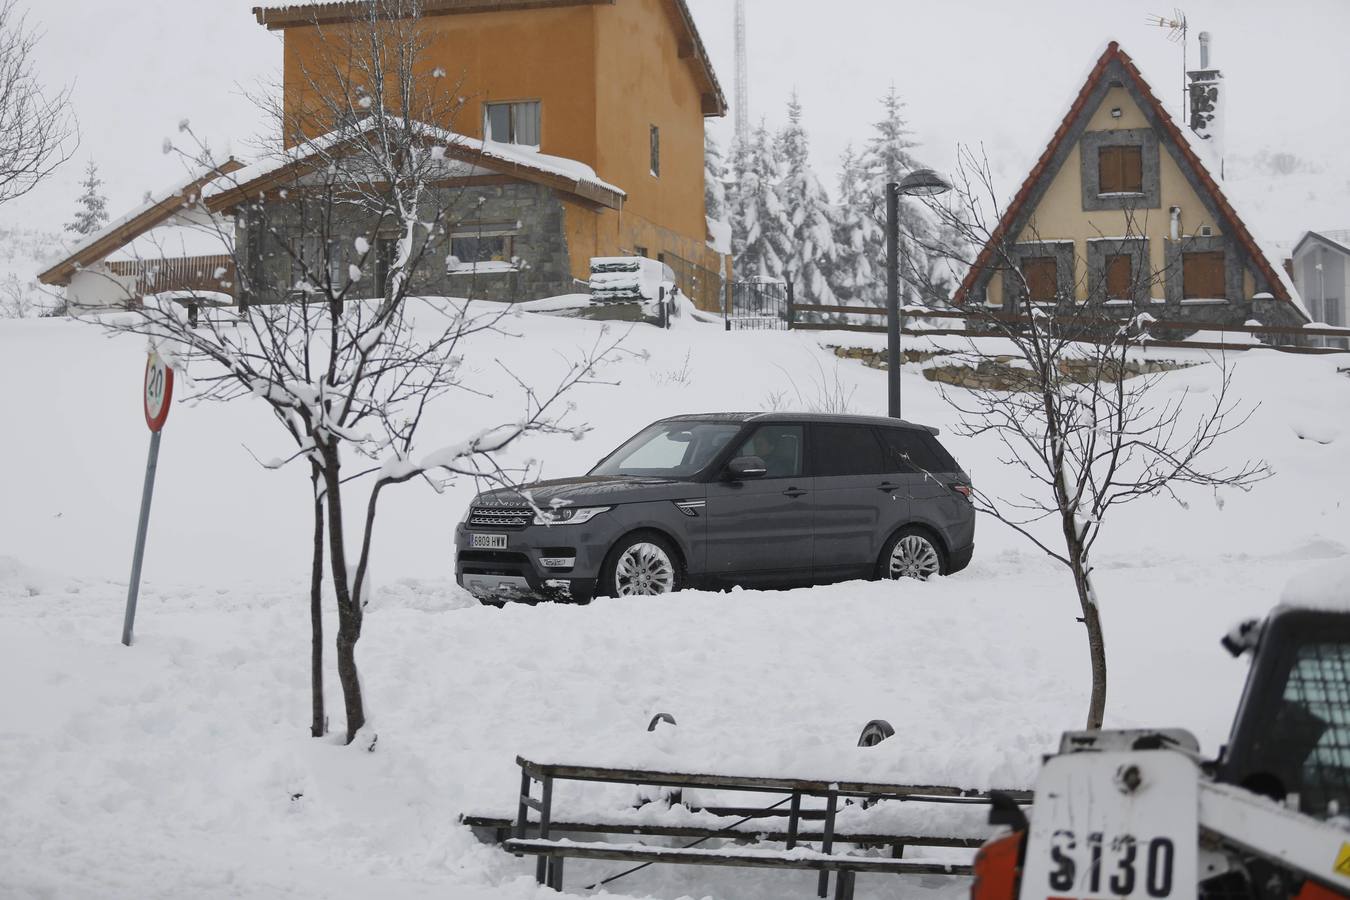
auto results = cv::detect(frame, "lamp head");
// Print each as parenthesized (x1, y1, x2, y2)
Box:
(898, 168, 951, 197)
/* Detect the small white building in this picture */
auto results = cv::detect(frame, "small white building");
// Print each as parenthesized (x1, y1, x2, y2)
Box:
(1291, 231, 1350, 349)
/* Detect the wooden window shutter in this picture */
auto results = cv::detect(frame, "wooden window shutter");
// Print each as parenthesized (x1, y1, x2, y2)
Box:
(1099, 146, 1122, 193)
(1104, 254, 1133, 299)
(1022, 256, 1058, 301)
(1120, 146, 1143, 192)
(1182, 251, 1226, 299)
(1098, 146, 1143, 194)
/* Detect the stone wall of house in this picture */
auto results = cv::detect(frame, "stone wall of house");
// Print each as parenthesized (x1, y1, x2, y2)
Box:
(236, 181, 578, 305)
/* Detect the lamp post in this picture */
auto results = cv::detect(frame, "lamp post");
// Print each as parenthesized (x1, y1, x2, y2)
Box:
(886, 168, 951, 418)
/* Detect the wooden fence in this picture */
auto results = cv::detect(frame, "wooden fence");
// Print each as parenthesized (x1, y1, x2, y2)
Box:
(788, 302, 1350, 356)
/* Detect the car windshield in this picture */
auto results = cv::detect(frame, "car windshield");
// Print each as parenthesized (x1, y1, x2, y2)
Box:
(590, 421, 742, 478)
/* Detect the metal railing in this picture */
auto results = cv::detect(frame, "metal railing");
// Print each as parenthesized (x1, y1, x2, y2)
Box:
(725, 280, 792, 331)
(660, 251, 724, 314)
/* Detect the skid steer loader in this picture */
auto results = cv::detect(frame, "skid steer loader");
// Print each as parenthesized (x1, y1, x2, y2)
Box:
(973, 603, 1350, 900)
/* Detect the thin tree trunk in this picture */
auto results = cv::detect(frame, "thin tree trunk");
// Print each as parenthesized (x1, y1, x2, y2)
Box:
(309, 462, 326, 739)
(320, 445, 366, 744)
(1071, 554, 1107, 729)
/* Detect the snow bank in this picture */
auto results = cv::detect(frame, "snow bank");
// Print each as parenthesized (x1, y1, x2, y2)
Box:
(1, 300, 1348, 898)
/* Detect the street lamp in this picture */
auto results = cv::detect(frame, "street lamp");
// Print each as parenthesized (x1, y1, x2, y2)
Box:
(887, 168, 951, 418)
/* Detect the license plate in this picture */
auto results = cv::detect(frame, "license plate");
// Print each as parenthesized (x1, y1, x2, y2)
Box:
(470, 533, 508, 550)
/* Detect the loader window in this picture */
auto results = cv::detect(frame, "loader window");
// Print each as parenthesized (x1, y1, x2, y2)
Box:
(1246, 641, 1350, 817)
(1278, 642, 1350, 815)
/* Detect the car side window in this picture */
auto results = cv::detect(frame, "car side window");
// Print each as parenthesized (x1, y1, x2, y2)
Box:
(878, 428, 956, 474)
(810, 424, 886, 477)
(732, 425, 803, 479)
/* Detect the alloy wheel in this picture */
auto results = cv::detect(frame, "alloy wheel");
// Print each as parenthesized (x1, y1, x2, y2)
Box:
(888, 535, 940, 580)
(614, 542, 676, 596)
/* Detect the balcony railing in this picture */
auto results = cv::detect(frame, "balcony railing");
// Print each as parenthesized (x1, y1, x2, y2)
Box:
(106, 254, 236, 300)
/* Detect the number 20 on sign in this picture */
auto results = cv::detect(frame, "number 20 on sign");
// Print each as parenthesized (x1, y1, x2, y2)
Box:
(122, 352, 174, 646)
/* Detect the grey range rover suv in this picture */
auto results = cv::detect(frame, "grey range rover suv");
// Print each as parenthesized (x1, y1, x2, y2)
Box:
(455, 412, 974, 604)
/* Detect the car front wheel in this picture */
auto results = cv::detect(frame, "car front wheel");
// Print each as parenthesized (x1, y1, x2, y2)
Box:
(601, 534, 683, 598)
(880, 528, 945, 581)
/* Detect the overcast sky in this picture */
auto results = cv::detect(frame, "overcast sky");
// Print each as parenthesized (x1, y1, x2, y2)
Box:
(5, 0, 1348, 236)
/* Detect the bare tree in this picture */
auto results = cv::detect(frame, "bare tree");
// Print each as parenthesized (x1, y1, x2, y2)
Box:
(0, 0, 76, 208)
(89, 0, 621, 744)
(917, 148, 1269, 728)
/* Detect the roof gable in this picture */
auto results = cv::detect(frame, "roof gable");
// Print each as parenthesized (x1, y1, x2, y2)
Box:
(1294, 230, 1350, 259)
(253, 0, 726, 117)
(954, 41, 1297, 312)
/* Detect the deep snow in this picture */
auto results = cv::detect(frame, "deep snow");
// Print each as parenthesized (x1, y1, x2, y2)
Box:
(1, 306, 1347, 898)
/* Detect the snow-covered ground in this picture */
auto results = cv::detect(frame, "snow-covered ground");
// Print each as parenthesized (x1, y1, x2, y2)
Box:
(1, 306, 1347, 898)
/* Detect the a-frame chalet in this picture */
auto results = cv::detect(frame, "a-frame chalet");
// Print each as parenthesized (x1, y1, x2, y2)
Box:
(952, 41, 1307, 330)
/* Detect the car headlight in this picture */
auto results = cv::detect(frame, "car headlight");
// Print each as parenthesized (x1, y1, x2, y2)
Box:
(533, 506, 611, 526)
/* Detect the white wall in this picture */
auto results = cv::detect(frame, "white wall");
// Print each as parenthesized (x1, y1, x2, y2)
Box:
(66, 266, 138, 310)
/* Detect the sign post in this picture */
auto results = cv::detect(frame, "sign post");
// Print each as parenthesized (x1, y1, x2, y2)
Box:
(122, 352, 174, 646)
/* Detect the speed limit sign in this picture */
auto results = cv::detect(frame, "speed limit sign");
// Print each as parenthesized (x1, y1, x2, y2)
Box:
(124, 351, 175, 645)
(143, 352, 174, 432)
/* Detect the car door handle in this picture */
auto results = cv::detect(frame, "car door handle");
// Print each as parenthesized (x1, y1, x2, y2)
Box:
(878, 482, 903, 493)
(782, 488, 808, 498)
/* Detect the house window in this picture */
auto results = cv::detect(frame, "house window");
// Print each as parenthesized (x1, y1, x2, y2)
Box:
(449, 234, 515, 270)
(1098, 145, 1144, 194)
(484, 101, 541, 147)
(1104, 253, 1133, 300)
(650, 125, 660, 177)
(1022, 256, 1059, 302)
(448, 223, 519, 272)
(1182, 250, 1226, 299)
(1325, 297, 1344, 327)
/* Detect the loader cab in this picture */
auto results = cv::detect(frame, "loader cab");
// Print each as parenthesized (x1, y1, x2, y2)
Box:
(1218, 606, 1350, 820)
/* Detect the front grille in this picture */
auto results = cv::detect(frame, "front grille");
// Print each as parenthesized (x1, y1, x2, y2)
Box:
(468, 505, 532, 528)
(458, 550, 531, 578)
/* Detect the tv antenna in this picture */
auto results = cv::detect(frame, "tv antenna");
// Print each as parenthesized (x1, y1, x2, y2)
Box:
(1147, 8, 1189, 113)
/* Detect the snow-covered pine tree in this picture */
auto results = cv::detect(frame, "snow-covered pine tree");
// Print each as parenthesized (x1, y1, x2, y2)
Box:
(854, 86, 948, 306)
(829, 143, 883, 305)
(729, 120, 789, 281)
(775, 92, 838, 307)
(704, 132, 727, 222)
(65, 160, 110, 236)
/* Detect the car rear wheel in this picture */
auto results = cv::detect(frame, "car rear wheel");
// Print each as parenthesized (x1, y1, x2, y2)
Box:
(601, 534, 683, 598)
(880, 528, 945, 581)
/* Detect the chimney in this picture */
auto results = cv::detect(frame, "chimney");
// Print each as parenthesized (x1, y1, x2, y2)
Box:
(1187, 31, 1225, 177)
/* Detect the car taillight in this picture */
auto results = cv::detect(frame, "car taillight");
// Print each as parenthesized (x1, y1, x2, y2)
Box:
(971, 831, 1024, 900)
(952, 483, 973, 500)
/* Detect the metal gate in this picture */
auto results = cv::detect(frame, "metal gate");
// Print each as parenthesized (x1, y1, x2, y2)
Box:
(725, 279, 792, 331)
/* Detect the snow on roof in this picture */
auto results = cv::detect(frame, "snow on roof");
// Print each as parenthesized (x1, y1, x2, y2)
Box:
(202, 117, 624, 210)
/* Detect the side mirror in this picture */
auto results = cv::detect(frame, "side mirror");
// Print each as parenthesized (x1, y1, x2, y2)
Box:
(726, 456, 768, 480)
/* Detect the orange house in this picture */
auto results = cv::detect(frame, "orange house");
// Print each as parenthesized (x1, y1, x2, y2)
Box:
(254, 0, 730, 309)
